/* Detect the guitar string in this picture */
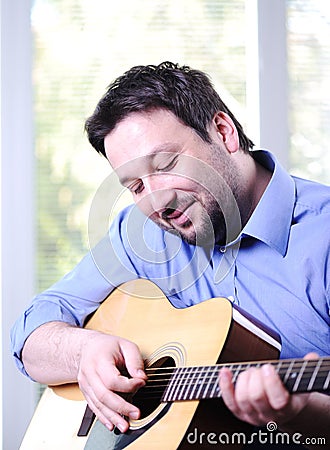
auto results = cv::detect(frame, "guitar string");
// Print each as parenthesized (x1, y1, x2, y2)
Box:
(132, 370, 330, 401)
(129, 361, 330, 400)
(144, 364, 330, 379)
(142, 368, 330, 385)
(139, 371, 330, 394)
(142, 359, 330, 380)
(137, 368, 330, 390)
(132, 378, 330, 401)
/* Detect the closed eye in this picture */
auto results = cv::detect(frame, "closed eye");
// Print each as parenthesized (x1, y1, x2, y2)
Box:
(157, 155, 179, 172)
(128, 180, 144, 195)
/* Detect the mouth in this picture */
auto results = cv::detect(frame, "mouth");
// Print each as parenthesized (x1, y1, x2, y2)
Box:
(162, 205, 193, 228)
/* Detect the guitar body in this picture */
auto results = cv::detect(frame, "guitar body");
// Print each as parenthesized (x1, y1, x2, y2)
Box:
(20, 279, 281, 450)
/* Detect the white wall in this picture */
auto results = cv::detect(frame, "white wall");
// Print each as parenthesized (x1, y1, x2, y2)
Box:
(1, 1, 36, 449)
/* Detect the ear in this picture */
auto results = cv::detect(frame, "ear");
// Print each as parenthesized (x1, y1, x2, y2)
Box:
(212, 111, 239, 153)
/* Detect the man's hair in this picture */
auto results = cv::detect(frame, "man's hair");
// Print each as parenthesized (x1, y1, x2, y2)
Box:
(85, 62, 254, 156)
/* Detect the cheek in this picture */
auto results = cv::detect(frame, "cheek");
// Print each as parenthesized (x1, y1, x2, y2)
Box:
(133, 194, 151, 216)
(175, 159, 215, 194)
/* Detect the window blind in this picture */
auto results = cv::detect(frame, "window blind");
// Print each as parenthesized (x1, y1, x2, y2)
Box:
(31, 0, 247, 291)
(287, 0, 330, 183)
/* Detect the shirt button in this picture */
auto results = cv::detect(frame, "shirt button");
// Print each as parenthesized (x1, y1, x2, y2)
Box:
(220, 246, 226, 253)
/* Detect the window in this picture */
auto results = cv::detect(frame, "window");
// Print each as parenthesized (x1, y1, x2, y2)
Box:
(287, 0, 330, 183)
(31, 0, 248, 290)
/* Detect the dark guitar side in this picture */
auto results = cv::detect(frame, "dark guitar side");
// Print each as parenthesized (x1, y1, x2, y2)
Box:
(178, 318, 280, 449)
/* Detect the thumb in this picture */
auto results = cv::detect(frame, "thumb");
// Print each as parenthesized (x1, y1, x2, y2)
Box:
(120, 339, 147, 380)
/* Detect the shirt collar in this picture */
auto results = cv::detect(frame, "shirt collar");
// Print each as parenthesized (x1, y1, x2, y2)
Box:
(239, 150, 295, 256)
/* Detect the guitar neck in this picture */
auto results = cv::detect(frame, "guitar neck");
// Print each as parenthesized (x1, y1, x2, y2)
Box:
(158, 357, 330, 403)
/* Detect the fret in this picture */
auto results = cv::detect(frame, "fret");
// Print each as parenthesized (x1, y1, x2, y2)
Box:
(307, 359, 322, 391)
(189, 366, 203, 400)
(212, 382, 221, 398)
(189, 367, 204, 400)
(292, 360, 307, 392)
(323, 366, 330, 391)
(213, 368, 222, 398)
(180, 366, 194, 401)
(276, 358, 330, 393)
(202, 367, 212, 398)
(282, 359, 295, 386)
(232, 363, 242, 383)
(275, 359, 283, 375)
(306, 359, 329, 392)
(161, 357, 330, 403)
(179, 367, 196, 401)
(162, 366, 183, 402)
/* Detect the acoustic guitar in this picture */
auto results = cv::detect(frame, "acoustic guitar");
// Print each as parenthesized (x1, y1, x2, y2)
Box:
(20, 279, 330, 449)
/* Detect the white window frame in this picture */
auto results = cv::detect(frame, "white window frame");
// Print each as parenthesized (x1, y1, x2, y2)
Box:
(1, 0, 36, 448)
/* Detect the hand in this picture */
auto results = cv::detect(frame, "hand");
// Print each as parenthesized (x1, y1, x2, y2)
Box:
(77, 332, 147, 433)
(218, 353, 318, 428)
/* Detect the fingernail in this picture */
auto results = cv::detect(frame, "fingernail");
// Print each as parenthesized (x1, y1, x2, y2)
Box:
(262, 364, 274, 376)
(117, 422, 126, 433)
(105, 422, 113, 431)
(129, 411, 139, 420)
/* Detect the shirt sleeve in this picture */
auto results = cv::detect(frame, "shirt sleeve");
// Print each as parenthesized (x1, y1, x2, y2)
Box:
(10, 206, 140, 378)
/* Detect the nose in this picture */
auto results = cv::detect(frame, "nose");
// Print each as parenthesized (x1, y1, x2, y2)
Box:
(139, 174, 177, 216)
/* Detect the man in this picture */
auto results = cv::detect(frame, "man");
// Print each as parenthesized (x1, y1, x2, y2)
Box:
(11, 62, 329, 446)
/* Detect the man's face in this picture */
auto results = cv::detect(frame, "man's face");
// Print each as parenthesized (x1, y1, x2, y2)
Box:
(104, 109, 242, 247)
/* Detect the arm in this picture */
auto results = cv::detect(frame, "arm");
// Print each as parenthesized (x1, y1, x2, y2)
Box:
(22, 321, 147, 433)
(219, 353, 330, 449)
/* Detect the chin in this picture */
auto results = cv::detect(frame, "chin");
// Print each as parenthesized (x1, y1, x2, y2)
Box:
(181, 229, 216, 247)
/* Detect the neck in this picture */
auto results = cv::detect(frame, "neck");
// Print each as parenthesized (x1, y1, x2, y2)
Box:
(238, 153, 272, 227)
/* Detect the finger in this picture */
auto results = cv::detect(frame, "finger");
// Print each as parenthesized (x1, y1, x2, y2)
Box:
(304, 352, 319, 360)
(87, 397, 128, 433)
(234, 368, 262, 421)
(85, 385, 140, 433)
(88, 350, 145, 394)
(80, 366, 142, 429)
(244, 367, 271, 413)
(119, 340, 147, 381)
(219, 368, 240, 415)
(261, 364, 290, 411)
(92, 369, 142, 416)
(105, 369, 145, 393)
(84, 396, 116, 432)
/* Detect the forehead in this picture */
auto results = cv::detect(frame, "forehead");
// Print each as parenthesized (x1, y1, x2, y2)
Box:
(104, 109, 195, 169)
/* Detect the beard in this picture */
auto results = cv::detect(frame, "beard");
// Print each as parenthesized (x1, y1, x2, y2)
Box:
(169, 150, 244, 247)
(157, 184, 241, 248)
(141, 143, 246, 248)
(171, 197, 227, 247)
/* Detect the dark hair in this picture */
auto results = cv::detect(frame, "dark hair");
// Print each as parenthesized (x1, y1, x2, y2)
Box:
(85, 62, 254, 156)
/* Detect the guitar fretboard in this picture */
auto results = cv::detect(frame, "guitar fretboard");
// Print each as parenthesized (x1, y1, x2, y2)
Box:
(141, 357, 330, 403)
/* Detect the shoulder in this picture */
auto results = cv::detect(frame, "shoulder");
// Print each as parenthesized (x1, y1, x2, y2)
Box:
(291, 177, 330, 279)
(293, 176, 330, 221)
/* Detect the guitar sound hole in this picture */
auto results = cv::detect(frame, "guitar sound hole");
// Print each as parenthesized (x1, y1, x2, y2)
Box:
(132, 356, 175, 419)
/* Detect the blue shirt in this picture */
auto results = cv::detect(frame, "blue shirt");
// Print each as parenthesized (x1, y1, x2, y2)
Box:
(11, 151, 330, 377)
